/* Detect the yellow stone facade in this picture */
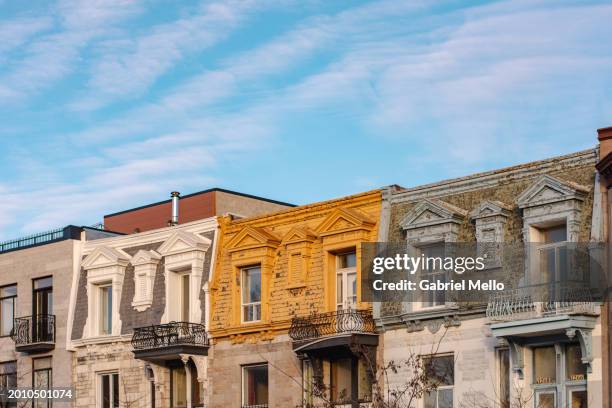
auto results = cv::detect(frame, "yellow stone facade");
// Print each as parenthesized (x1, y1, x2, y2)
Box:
(209, 189, 382, 343)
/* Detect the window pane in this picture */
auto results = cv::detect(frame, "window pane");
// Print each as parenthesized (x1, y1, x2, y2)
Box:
(331, 358, 352, 403)
(243, 365, 268, 406)
(172, 368, 187, 408)
(181, 274, 190, 322)
(0, 285, 17, 298)
(33, 357, 52, 371)
(102, 375, 110, 408)
(99, 286, 112, 335)
(537, 392, 555, 408)
(534, 347, 556, 384)
(543, 225, 566, 243)
(424, 391, 437, 408)
(338, 252, 356, 269)
(498, 349, 510, 408)
(425, 355, 454, 386)
(570, 390, 587, 408)
(438, 388, 453, 408)
(33, 277, 52, 290)
(1, 298, 15, 336)
(566, 344, 587, 381)
(242, 267, 261, 303)
(358, 358, 372, 401)
(112, 374, 119, 408)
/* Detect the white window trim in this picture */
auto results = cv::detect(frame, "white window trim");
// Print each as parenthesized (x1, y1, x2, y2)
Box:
(82, 247, 129, 338)
(241, 363, 268, 407)
(97, 371, 119, 408)
(158, 231, 210, 324)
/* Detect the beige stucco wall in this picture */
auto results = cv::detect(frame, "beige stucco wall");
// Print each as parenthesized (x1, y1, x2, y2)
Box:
(208, 334, 303, 408)
(0, 239, 78, 405)
(214, 190, 293, 218)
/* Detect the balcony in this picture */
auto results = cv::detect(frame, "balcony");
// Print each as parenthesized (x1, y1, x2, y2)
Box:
(131, 322, 209, 362)
(11, 315, 55, 353)
(289, 309, 378, 355)
(486, 283, 597, 323)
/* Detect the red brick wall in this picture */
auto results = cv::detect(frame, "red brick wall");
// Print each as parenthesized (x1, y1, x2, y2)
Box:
(104, 192, 216, 234)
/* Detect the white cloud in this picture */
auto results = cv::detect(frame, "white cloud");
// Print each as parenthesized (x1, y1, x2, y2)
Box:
(0, 0, 143, 103)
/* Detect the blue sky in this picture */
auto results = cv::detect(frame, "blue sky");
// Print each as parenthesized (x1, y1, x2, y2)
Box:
(1, 0, 611, 240)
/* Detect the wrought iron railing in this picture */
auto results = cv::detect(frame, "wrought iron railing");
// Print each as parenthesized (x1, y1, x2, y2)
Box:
(486, 283, 597, 322)
(131, 322, 208, 351)
(289, 309, 376, 342)
(11, 315, 55, 345)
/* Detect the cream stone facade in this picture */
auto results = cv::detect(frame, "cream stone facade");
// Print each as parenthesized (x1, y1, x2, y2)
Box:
(68, 218, 219, 408)
(0, 226, 117, 408)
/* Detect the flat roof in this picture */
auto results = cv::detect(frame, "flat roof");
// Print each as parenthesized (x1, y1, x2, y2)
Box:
(103, 187, 296, 218)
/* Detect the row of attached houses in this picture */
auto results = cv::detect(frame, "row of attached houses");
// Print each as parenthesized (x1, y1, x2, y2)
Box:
(1, 130, 611, 408)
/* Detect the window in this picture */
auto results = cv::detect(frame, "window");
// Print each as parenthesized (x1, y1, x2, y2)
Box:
(420, 244, 446, 307)
(33, 357, 52, 408)
(99, 373, 119, 408)
(336, 252, 357, 310)
(0, 285, 16, 337)
(99, 285, 112, 335)
(302, 357, 371, 405)
(180, 274, 190, 322)
(532, 343, 586, 407)
(171, 367, 187, 408)
(424, 355, 454, 408)
(537, 224, 568, 283)
(33, 277, 53, 343)
(497, 349, 510, 408)
(330, 358, 352, 403)
(242, 364, 268, 407)
(534, 346, 556, 385)
(0, 361, 16, 408)
(241, 266, 261, 322)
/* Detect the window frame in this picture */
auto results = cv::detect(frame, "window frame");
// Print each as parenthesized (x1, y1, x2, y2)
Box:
(0, 284, 17, 338)
(416, 243, 448, 310)
(241, 363, 269, 407)
(241, 265, 262, 323)
(422, 354, 454, 408)
(531, 342, 587, 407)
(32, 356, 52, 408)
(98, 371, 119, 408)
(97, 283, 113, 336)
(335, 251, 357, 311)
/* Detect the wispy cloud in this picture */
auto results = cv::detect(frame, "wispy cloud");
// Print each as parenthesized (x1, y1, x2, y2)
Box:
(0, 0, 143, 103)
(1, 0, 611, 240)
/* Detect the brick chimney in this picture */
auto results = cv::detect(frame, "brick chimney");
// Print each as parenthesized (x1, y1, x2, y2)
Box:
(598, 126, 612, 160)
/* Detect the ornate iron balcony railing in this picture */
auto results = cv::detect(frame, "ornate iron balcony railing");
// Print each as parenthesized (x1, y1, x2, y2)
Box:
(486, 283, 597, 322)
(289, 309, 376, 343)
(131, 321, 208, 351)
(11, 315, 55, 348)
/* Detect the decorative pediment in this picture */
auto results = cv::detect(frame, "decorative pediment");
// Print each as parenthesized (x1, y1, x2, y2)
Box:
(517, 175, 589, 209)
(82, 246, 130, 270)
(315, 207, 375, 237)
(281, 226, 317, 246)
(158, 230, 211, 256)
(400, 199, 467, 230)
(131, 249, 162, 266)
(226, 226, 281, 252)
(469, 200, 512, 221)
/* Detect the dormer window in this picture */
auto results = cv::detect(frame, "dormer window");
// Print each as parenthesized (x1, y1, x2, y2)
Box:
(536, 224, 567, 283)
